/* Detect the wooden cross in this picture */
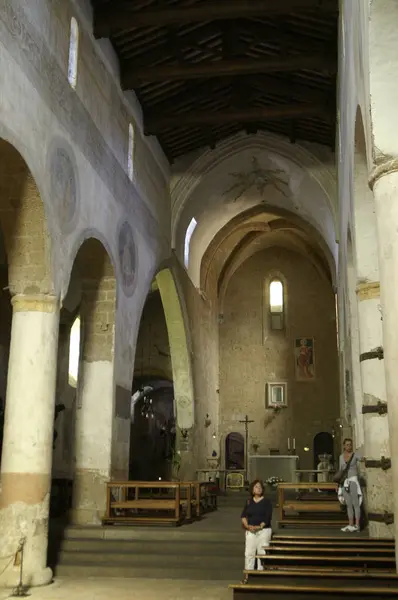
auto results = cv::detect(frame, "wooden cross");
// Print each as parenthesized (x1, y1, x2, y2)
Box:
(239, 414, 255, 483)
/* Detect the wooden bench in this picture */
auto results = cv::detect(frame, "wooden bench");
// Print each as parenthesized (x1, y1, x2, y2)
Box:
(268, 545, 395, 557)
(277, 482, 346, 527)
(230, 580, 398, 599)
(102, 481, 185, 525)
(256, 553, 395, 570)
(272, 536, 395, 547)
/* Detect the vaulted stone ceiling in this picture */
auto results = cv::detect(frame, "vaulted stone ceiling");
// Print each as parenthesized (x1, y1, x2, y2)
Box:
(91, 0, 339, 161)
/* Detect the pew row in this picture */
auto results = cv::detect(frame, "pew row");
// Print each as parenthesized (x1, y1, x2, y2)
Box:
(277, 482, 345, 528)
(271, 536, 395, 547)
(102, 480, 217, 525)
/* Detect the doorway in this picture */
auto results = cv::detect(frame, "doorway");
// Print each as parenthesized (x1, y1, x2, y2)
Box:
(225, 432, 244, 470)
(313, 431, 334, 469)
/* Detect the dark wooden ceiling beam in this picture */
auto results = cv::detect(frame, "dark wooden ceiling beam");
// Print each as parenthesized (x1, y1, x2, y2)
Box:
(94, 0, 337, 38)
(122, 55, 335, 88)
(144, 104, 330, 134)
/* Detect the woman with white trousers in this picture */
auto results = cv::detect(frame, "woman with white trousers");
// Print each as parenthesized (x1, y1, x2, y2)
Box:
(240, 479, 272, 584)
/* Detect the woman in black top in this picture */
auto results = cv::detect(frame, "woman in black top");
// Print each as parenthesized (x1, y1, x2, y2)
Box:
(240, 479, 272, 582)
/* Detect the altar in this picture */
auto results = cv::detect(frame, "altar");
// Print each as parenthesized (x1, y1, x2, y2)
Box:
(248, 454, 299, 483)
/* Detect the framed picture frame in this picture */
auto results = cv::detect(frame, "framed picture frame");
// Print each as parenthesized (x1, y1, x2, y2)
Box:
(294, 337, 315, 381)
(266, 382, 288, 409)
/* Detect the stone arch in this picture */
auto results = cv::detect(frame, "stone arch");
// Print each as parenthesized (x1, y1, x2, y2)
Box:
(171, 131, 337, 248)
(155, 268, 194, 430)
(0, 139, 53, 295)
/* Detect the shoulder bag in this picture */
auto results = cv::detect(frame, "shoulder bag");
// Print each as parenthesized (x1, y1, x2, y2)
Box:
(333, 452, 355, 485)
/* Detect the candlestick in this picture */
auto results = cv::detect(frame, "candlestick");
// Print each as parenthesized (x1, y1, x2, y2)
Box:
(287, 437, 290, 450)
(293, 438, 296, 451)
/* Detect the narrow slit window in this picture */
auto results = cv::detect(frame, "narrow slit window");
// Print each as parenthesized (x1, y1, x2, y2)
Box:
(184, 217, 197, 268)
(269, 279, 284, 330)
(128, 123, 135, 181)
(68, 17, 79, 89)
(68, 316, 81, 387)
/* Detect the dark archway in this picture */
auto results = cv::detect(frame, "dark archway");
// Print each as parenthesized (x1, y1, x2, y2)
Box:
(225, 432, 244, 470)
(313, 432, 334, 469)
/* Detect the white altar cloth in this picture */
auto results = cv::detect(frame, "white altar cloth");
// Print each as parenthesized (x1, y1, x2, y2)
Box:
(248, 454, 299, 483)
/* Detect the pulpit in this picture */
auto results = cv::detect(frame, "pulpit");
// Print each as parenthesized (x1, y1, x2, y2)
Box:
(248, 454, 299, 482)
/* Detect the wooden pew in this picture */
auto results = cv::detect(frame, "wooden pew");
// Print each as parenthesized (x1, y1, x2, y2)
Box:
(271, 536, 395, 547)
(256, 553, 395, 570)
(268, 545, 395, 557)
(102, 481, 185, 525)
(277, 482, 346, 527)
(272, 535, 395, 545)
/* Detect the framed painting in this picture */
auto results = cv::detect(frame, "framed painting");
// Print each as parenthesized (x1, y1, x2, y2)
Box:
(294, 337, 315, 381)
(266, 382, 288, 409)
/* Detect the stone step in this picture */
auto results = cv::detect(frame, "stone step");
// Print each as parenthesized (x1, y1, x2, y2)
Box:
(57, 550, 243, 569)
(59, 526, 244, 542)
(59, 538, 243, 556)
(55, 562, 241, 581)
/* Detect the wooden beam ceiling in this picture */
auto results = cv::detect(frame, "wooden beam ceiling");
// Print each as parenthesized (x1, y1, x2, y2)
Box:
(122, 55, 336, 88)
(144, 104, 330, 134)
(94, 0, 337, 38)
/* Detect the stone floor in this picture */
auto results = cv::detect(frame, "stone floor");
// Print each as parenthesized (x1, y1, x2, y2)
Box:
(0, 577, 231, 600)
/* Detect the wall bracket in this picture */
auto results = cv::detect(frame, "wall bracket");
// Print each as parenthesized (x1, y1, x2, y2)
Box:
(367, 512, 394, 525)
(365, 457, 391, 471)
(360, 346, 384, 362)
(362, 402, 388, 416)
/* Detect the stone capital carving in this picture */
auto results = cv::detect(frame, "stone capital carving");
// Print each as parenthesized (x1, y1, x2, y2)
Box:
(11, 294, 58, 313)
(369, 157, 398, 190)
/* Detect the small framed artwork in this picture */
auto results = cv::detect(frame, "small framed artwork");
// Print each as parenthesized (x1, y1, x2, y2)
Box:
(266, 382, 288, 409)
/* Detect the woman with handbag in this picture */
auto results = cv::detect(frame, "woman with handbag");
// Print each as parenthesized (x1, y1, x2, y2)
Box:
(335, 438, 364, 532)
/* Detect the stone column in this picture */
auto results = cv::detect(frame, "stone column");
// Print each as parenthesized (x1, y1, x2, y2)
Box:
(71, 277, 115, 525)
(356, 282, 392, 537)
(371, 163, 398, 541)
(0, 294, 59, 587)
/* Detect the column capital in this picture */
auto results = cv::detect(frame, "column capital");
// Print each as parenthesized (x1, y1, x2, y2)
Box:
(11, 294, 58, 313)
(356, 281, 380, 301)
(369, 157, 398, 190)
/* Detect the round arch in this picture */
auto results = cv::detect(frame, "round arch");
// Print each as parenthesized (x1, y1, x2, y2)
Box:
(155, 268, 194, 430)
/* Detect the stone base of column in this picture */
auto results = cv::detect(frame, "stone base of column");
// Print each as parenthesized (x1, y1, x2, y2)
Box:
(70, 469, 109, 525)
(0, 483, 52, 587)
(366, 470, 394, 539)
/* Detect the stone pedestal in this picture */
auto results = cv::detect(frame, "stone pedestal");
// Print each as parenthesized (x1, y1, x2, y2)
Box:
(0, 295, 59, 587)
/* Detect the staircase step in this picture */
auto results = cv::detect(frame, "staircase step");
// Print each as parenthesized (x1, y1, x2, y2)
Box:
(55, 562, 241, 580)
(57, 550, 242, 569)
(59, 538, 243, 556)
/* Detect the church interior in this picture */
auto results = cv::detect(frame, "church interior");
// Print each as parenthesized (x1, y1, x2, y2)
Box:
(0, 0, 398, 598)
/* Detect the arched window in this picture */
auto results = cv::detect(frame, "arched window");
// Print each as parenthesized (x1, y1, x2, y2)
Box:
(127, 123, 135, 181)
(68, 316, 81, 387)
(269, 279, 284, 330)
(68, 17, 79, 89)
(184, 217, 197, 268)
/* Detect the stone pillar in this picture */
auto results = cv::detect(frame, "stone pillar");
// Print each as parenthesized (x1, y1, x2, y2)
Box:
(71, 277, 115, 525)
(356, 282, 392, 537)
(371, 162, 398, 541)
(0, 294, 59, 587)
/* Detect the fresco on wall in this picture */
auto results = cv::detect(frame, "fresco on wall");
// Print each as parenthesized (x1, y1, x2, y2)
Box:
(294, 337, 315, 381)
(50, 144, 78, 229)
(223, 156, 289, 202)
(118, 220, 136, 296)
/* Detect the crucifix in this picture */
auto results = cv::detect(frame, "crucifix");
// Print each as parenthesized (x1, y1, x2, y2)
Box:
(239, 414, 255, 483)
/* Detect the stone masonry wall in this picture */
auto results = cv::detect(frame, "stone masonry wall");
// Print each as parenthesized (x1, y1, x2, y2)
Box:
(219, 247, 340, 471)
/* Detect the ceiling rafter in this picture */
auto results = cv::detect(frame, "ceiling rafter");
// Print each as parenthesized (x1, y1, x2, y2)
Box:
(94, 0, 337, 38)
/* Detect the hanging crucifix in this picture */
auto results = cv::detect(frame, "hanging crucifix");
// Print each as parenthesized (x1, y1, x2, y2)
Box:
(239, 414, 255, 484)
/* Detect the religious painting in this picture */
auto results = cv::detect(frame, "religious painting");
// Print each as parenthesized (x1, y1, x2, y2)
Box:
(294, 337, 315, 381)
(266, 382, 288, 409)
(49, 142, 79, 231)
(118, 220, 137, 296)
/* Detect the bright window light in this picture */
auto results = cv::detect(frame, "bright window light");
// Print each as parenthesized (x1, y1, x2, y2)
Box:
(68, 17, 79, 89)
(68, 316, 81, 387)
(184, 217, 197, 268)
(270, 280, 283, 313)
(128, 123, 135, 181)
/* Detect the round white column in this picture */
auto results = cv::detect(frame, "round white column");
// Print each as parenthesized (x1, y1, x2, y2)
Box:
(0, 294, 59, 587)
(356, 283, 392, 537)
(372, 163, 398, 544)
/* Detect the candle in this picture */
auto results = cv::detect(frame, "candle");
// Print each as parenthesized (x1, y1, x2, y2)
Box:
(287, 437, 290, 450)
(293, 438, 296, 450)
